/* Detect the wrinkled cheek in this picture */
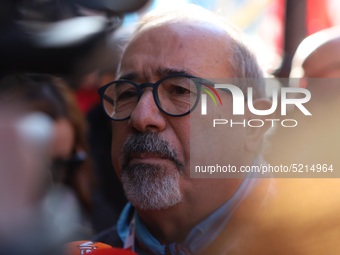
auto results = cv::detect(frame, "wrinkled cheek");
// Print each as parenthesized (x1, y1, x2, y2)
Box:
(111, 123, 129, 175)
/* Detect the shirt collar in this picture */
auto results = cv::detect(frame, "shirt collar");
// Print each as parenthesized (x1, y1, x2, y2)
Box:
(117, 174, 257, 255)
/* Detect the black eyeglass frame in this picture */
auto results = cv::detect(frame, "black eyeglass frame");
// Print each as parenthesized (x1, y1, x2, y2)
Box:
(98, 74, 217, 121)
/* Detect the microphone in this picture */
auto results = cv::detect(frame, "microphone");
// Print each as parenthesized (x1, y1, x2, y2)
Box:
(66, 241, 137, 255)
(91, 248, 137, 255)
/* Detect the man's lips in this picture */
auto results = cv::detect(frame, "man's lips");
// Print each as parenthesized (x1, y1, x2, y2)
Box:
(127, 152, 169, 164)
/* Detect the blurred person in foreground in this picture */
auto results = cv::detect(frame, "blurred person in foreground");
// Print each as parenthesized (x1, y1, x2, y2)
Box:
(263, 26, 340, 255)
(0, 73, 95, 241)
(95, 5, 276, 254)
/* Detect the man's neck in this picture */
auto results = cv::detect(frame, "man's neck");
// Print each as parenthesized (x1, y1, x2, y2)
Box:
(135, 178, 244, 244)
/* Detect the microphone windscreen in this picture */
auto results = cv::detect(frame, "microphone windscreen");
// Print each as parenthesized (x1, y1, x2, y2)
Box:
(65, 241, 137, 255)
(91, 248, 137, 255)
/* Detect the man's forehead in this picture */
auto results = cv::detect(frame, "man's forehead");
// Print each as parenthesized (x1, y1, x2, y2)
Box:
(134, 20, 230, 42)
(118, 65, 205, 83)
(120, 22, 229, 75)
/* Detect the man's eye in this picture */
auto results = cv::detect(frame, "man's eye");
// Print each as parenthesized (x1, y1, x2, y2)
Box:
(117, 90, 137, 100)
(169, 85, 191, 95)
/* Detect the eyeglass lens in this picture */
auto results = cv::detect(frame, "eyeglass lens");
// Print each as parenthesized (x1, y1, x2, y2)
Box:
(102, 76, 198, 120)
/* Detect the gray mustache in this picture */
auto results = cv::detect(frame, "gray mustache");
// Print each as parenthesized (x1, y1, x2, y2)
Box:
(122, 132, 184, 170)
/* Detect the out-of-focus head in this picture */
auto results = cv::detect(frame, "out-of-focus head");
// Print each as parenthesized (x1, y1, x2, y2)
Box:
(0, 73, 95, 255)
(289, 26, 340, 105)
(290, 26, 340, 79)
(0, 74, 88, 183)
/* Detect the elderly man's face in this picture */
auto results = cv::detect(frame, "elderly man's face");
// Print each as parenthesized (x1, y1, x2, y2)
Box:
(111, 22, 252, 210)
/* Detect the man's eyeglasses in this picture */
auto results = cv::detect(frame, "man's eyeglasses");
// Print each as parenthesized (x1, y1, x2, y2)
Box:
(98, 74, 215, 121)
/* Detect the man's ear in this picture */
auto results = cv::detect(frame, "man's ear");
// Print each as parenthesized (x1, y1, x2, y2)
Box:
(244, 99, 274, 152)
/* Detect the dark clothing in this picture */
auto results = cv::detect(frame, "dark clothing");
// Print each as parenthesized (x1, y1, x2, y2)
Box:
(87, 104, 127, 233)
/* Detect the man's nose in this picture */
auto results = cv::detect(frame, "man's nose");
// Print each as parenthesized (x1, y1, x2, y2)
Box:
(129, 90, 166, 132)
